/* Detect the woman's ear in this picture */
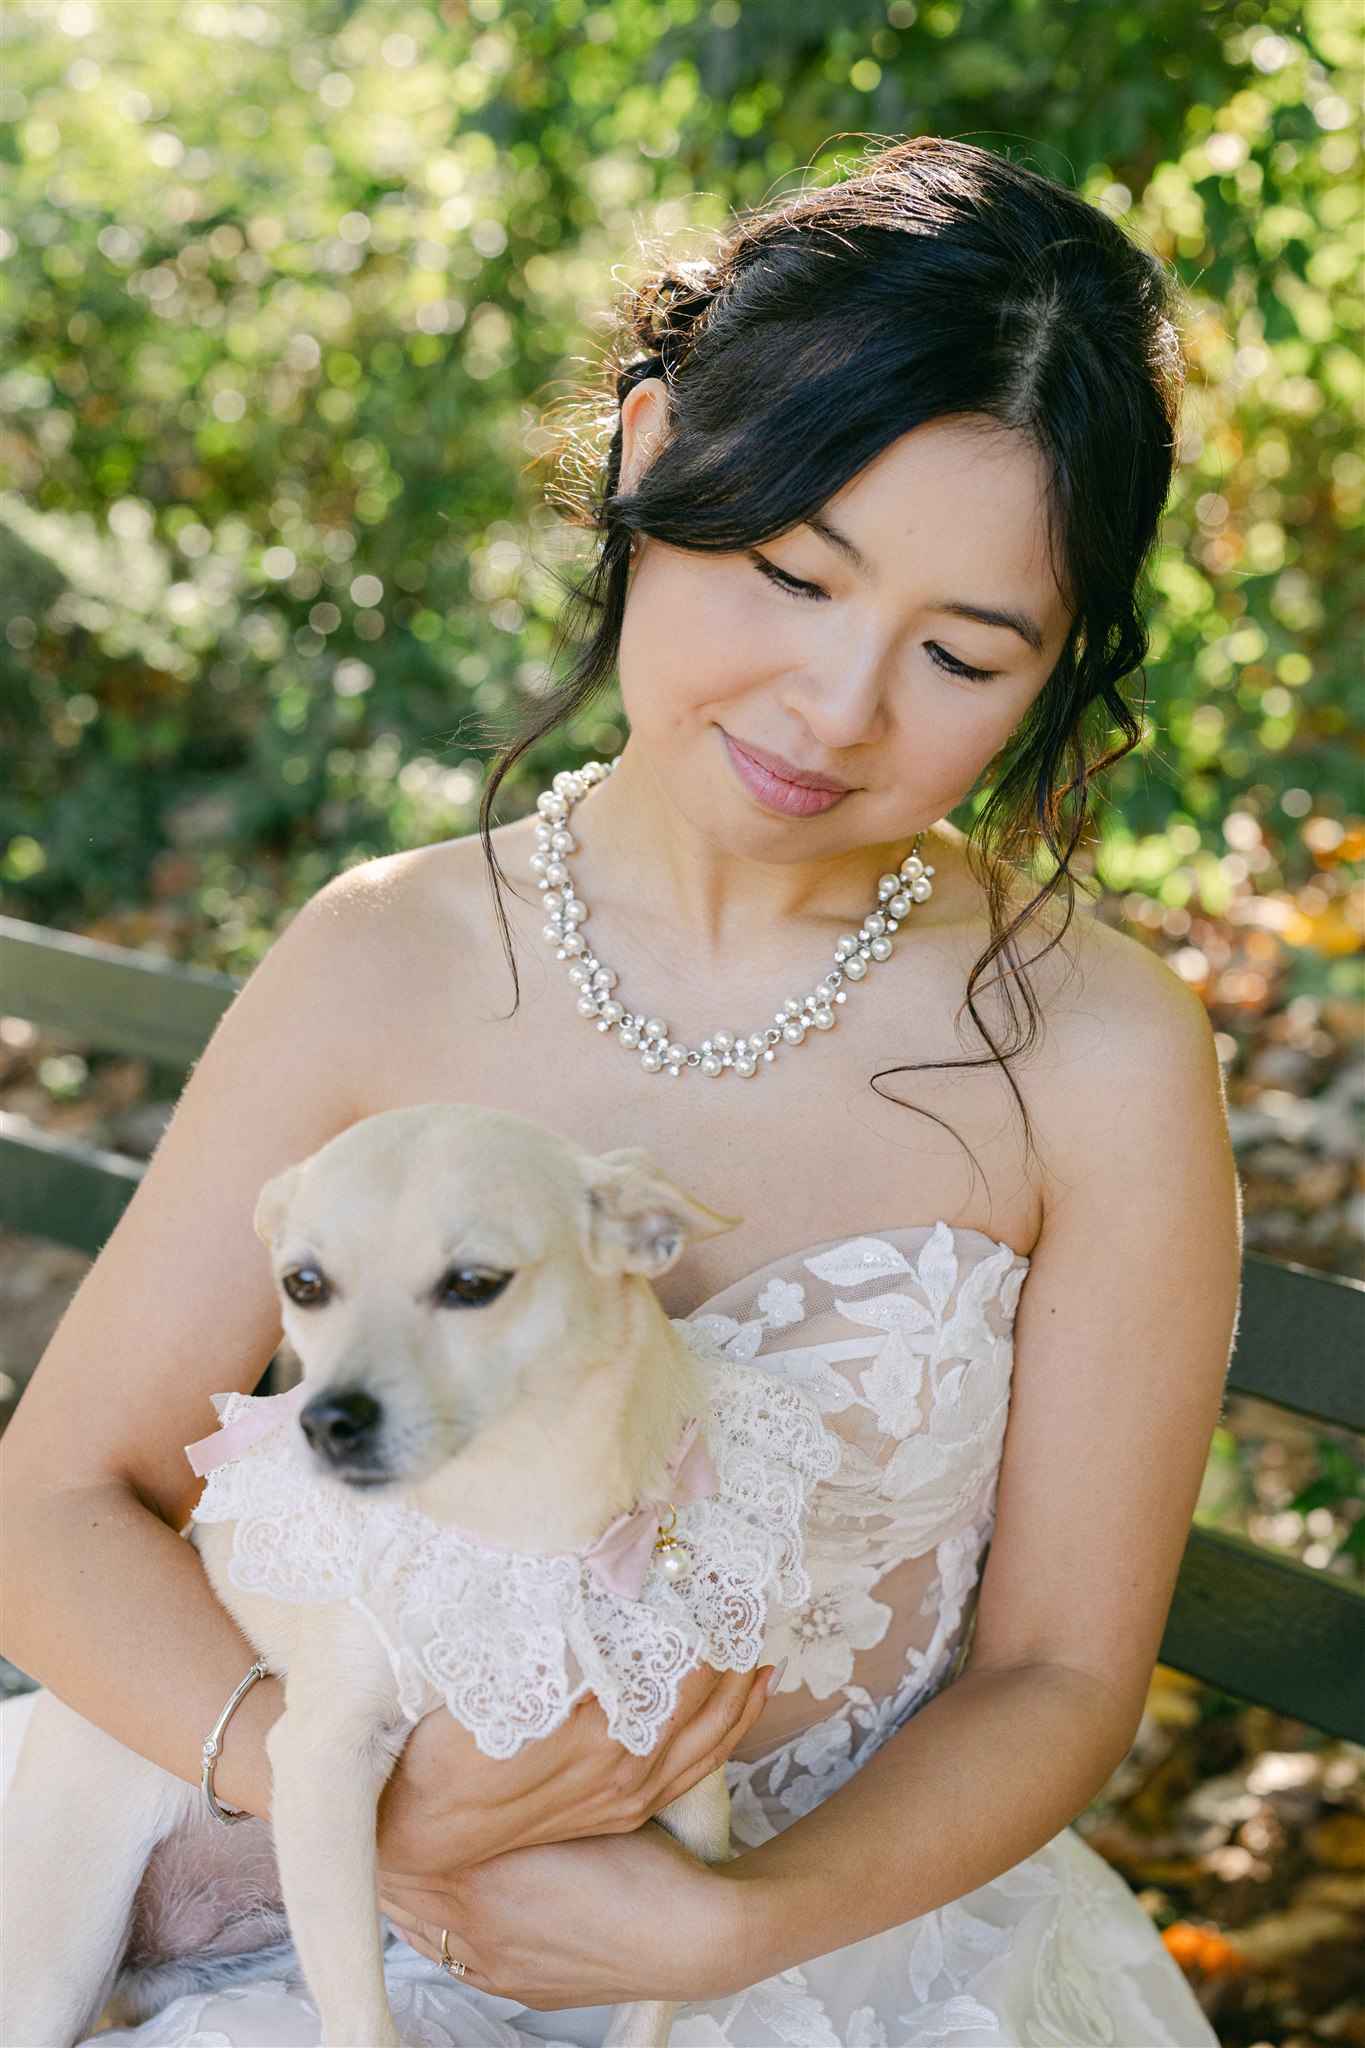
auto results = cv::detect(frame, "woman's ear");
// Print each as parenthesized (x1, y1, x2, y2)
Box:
(618, 377, 670, 498)
(578, 1147, 740, 1279)
(253, 1162, 303, 1249)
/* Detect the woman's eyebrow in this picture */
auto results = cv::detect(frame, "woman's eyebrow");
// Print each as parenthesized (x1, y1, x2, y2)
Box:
(937, 601, 1044, 654)
(803, 515, 1046, 654)
(804, 511, 871, 575)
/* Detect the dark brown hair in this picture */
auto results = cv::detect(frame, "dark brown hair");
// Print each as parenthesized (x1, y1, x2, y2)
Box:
(479, 134, 1185, 1154)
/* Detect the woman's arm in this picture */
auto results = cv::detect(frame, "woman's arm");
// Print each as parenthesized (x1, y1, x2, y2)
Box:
(718, 938, 1242, 1985)
(0, 873, 385, 1813)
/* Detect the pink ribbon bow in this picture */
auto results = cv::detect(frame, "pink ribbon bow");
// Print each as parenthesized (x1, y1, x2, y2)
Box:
(580, 1415, 719, 1601)
(185, 1381, 309, 1478)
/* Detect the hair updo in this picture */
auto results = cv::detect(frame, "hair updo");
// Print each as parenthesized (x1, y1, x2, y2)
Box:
(481, 134, 1185, 1150)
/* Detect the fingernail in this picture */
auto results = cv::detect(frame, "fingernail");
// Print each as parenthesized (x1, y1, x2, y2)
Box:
(766, 1657, 788, 1698)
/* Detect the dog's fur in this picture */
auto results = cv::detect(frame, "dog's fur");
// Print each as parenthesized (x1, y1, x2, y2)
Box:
(1, 1103, 748, 2048)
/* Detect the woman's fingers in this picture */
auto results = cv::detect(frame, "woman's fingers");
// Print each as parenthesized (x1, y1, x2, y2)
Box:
(380, 1900, 486, 1985)
(649, 1663, 777, 1806)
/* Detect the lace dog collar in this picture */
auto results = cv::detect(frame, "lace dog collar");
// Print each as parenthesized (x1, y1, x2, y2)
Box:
(187, 1324, 839, 1758)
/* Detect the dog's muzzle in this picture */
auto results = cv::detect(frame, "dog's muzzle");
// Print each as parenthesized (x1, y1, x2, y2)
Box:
(299, 1387, 391, 1483)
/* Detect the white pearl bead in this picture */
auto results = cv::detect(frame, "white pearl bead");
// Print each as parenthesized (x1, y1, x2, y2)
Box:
(641, 1051, 663, 1073)
(836, 933, 859, 959)
(713, 1030, 734, 1052)
(544, 862, 568, 887)
(844, 956, 868, 980)
(877, 875, 900, 900)
(664, 1041, 685, 1063)
(815, 980, 835, 1003)
(550, 830, 573, 853)
(888, 892, 911, 918)
(568, 964, 589, 985)
(530, 852, 548, 874)
(577, 995, 599, 1017)
(601, 1000, 624, 1025)
(543, 922, 563, 943)
(864, 912, 887, 936)
(701, 1054, 724, 1076)
(564, 901, 587, 923)
(645, 1017, 667, 1041)
(812, 1007, 835, 1029)
(901, 854, 924, 881)
(562, 932, 586, 955)
(552, 771, 575, 793)
(620, 1027, 639, 1048)
(870, 937, 893, 961)
(656, 1544, 692, 1582)
(594, 967, 617, 989)
(782, 1021, 806, 1045)
(734, 1055, 757, 1076)
(782, 998, 802, 1018)
(542, 890, 563, 914)
(910, 877, 932, 902)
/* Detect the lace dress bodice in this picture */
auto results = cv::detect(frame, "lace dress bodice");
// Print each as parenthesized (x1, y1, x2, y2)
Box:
(684, 1222, 1029, 1849)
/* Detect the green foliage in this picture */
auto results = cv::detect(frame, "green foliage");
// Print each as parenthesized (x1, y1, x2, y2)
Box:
(0, 0, 1360, 966)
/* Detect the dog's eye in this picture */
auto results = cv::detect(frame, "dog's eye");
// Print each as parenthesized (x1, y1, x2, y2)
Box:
(283, 1265, 329, 1307)
(436, 1267, 512, 1309)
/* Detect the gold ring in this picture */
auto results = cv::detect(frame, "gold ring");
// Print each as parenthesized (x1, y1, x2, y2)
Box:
(439, 1927, 468, 1979)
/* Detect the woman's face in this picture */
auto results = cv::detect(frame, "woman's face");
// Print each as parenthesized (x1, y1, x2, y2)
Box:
(615, 388, 1075, 863)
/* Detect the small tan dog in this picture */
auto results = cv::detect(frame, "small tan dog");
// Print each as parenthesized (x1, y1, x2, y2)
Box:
(0, 1103, 812, 2048)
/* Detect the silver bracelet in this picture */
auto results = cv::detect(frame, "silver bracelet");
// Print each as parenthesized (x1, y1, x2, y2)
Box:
(201, 1658, 268, 1825)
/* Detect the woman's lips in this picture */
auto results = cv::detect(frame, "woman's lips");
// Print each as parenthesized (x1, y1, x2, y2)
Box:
(722, 734, 851, 818)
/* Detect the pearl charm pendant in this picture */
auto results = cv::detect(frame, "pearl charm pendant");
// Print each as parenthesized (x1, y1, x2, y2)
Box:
(532, 758, 934, 1080)
(652, 1505, 694, 1581)
(654, 1536, 693, 1582)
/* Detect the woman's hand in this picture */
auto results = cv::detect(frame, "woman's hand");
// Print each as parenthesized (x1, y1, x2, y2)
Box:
(376, 1658, 779, 1879)
(379, 1822, 751, 2010)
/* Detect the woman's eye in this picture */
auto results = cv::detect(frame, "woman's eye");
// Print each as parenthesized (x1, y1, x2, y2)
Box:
(926, 643, 995, 683)
(436, 1267, 513, 1309)
(750, 552, 828, 602)
(283, 1266, 329, 1307)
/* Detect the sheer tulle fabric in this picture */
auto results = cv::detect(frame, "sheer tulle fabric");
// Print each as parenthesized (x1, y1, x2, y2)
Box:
(1, 1222, 1217, 2046)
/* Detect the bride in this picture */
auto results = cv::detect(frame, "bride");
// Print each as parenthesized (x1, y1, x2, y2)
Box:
(0, 135, 1240, 2045)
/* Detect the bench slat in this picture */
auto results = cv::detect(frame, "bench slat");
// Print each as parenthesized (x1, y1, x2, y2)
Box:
(0, 1113, 145, 1258)
(1228, 1252, 1365, 1434)
(0, 915, 238, 1068)
(1160, 1523, 1365, 1743)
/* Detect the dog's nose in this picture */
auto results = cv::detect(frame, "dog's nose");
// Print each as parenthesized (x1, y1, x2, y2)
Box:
(299, 1388, 383, 1466)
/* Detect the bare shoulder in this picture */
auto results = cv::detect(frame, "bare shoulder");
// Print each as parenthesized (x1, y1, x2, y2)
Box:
(921, 821, 1228, 1209)
(1025, 901, 1230, 1220)
(291, 823, 523, 976)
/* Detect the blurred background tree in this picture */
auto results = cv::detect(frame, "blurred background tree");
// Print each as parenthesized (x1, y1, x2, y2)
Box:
(2, 0, 1359, 963)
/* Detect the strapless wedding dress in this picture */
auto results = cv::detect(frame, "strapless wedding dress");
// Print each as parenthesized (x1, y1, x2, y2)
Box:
(0, 1222, 1217, 2046)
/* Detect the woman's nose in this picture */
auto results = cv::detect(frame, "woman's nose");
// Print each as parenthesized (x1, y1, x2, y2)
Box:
(781, 638, 892, 751)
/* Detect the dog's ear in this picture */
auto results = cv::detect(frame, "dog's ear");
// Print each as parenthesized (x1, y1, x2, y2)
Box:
(579, 1149, 740, 1279)
(253, 1162, 303, 1249)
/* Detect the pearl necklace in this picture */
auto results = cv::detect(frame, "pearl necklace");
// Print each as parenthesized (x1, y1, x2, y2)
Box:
(531, 757, 934, 1080)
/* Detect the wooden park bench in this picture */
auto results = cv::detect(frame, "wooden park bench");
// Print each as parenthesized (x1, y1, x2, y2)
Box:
(2, 911, 1363, 1743)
